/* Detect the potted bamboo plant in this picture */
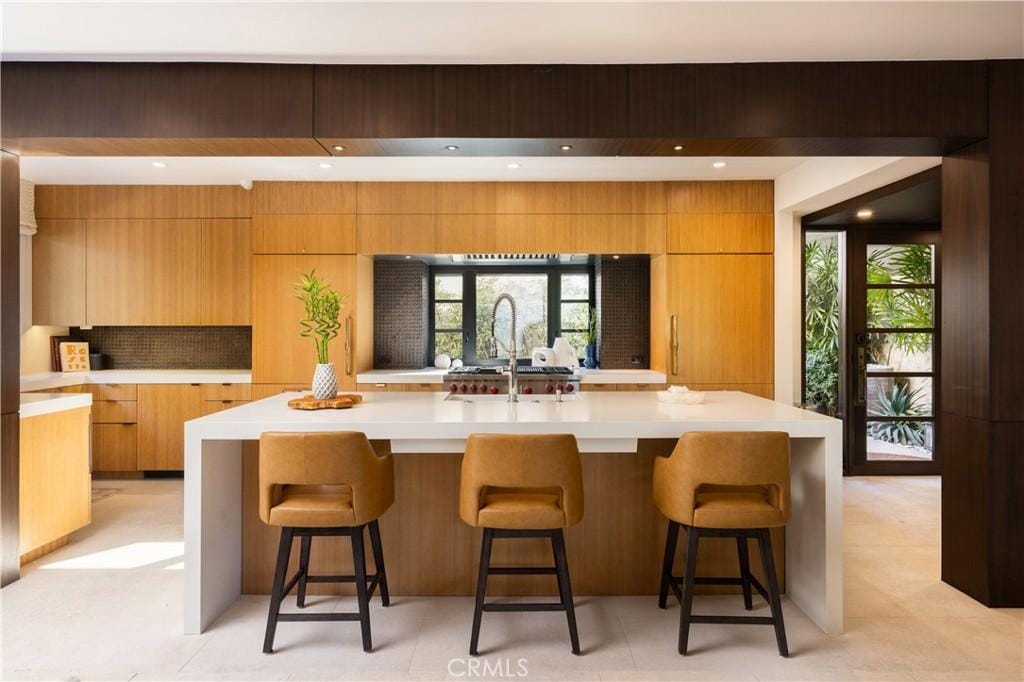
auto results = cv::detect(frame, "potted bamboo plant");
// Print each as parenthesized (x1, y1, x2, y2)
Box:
(294, 270, 347, 399)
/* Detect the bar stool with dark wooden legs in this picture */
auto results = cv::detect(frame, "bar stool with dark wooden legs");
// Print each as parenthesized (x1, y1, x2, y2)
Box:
(460, 433, 584, 656)
(259, 432, 394, 654)
(653, 431, 791, 657)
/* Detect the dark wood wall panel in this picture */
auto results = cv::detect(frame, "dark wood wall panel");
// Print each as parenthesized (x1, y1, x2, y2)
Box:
(0, 152, 18, 415)
(434, 65, 511, 138)
(988, 61, 1024, 421)
(0, 151, 19, 586)
(1, 62, 315, 139)
(939, 412, 990, 603)
(629, 61, 987, 139)
(509, 65, 629, 138)
(990, 421, 1024, 604)
(940, 141, 990, 420)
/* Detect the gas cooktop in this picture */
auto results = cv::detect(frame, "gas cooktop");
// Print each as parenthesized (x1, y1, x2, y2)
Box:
(447, 366, 575, 375)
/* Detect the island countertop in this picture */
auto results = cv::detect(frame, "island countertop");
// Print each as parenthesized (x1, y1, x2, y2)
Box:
(187, 390, 840, 452)
(185, 390, 843, 638)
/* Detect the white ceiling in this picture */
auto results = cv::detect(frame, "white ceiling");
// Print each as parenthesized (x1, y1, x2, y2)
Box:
(3, 1, 1021, 63)
(19, 156, 816, 185)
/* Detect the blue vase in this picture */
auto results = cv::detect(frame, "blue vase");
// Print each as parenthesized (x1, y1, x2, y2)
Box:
(583, 344, 598, 369)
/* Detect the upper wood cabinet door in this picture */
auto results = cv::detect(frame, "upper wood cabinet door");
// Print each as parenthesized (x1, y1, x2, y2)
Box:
(32, 219, 87, 326)
(200, 219, 251, 324)
(252, 255, 358, 387)
(665, 255, 773, 385)
(86, 219, 201, 325)
(137, 384, 205, 471)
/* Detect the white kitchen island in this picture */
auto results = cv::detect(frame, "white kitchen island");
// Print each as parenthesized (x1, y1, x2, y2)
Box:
(184, 390, 843, 636)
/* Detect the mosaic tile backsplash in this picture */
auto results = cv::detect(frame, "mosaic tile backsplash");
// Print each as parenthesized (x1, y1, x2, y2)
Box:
(71, 326, 252, 369)
(373, 259, 429, 369)
(596, 256, 651, 369)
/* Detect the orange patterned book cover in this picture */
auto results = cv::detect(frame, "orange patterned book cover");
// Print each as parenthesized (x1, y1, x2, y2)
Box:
(58, 341, 90, 372)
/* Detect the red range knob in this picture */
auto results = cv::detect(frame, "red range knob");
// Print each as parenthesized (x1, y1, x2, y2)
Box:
(490, 386, 499, 395)
(556, 383, 564, 392)
(470, 384, 478, 393)
(545, 384, 555, 394)
(564, 383, 575, 393)
(449, 383, 458, 392)
(523, 386, 533, 395)
(459, 384, 468, 393)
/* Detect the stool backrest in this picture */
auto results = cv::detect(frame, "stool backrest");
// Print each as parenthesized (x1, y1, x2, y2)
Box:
(259, 432, 394, 526)
(654, 431, 790, 526)
(460, 433, 583, 527)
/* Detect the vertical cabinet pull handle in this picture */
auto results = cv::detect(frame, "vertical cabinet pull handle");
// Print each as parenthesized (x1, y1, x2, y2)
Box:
(344, 316, 353, 376)
(670, 315, 679, 376)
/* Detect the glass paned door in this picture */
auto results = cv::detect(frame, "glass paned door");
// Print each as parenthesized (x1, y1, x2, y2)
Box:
(849, 230, 940, 475)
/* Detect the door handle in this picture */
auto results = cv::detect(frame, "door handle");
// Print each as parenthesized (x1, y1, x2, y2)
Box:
(855, 345, 867, 407)
(344, 316, 353, 376)
(670, 315, 679, 376)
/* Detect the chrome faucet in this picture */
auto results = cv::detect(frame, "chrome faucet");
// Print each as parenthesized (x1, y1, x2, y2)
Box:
(489, 293, 519, 402)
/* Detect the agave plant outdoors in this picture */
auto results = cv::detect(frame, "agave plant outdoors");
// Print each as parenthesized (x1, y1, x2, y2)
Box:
(868, 382, 927, 447)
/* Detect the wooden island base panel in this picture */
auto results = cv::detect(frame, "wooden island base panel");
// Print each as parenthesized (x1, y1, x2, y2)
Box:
(239, 440, 785, 598)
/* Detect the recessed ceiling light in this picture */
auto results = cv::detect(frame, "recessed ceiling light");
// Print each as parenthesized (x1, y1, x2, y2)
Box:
(560, 144, 573, 151)
(444, 145, 459, 151)
(151, 161, 166, 168)
(506, 162, 520, 169)
(712, 161, 727, 169)
(332, 145, 345, 152)
(857, 209, 874, 219)
(673, 145, 684, 151)
(319, 162, 332, 169)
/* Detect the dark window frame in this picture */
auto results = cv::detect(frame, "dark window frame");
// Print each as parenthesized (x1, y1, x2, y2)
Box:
(428, 264, 595, 366)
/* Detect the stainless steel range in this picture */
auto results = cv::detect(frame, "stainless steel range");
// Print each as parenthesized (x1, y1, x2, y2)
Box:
(443, 366, 579, 396)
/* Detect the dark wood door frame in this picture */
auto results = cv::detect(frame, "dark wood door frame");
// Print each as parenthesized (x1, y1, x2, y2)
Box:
(846, 228, 942, 476)
(0, 149, 20, 587)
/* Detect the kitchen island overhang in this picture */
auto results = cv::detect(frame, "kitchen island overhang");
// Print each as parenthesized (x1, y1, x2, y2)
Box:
(184, 391, 843, 636)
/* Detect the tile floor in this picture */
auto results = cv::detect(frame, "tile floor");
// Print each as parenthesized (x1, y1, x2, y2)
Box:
(1, 476, 1021, 681)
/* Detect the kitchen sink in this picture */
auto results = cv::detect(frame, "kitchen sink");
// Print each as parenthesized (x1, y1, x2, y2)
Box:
(444, 392, 580, 403)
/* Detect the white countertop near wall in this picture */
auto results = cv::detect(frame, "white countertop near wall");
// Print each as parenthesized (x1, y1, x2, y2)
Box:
(356, 368, 667, 384)
(20, 369, 253, 392)
(20, 392, 93, 418)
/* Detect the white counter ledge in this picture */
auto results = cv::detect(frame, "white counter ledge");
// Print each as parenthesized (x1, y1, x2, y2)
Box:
(184, 390, 843, 638)
(355, 368, 667, 385)
(20, 369, 252, 392)
(19, 391, 93, 418)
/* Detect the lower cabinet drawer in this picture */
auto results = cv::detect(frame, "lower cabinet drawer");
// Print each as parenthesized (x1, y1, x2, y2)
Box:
(92, 400, 138, 424)
(92, 423, 138, 472)
(203, 400, 249, 415)
(85, 383, 138, 401)
(201, 383, 253, 401)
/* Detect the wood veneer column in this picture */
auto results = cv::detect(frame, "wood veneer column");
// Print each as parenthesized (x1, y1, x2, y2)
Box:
(940, 60, 1023, 606)
(0, 150, 20, 586)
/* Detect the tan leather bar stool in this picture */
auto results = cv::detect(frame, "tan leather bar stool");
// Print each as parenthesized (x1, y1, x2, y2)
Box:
(259, 432, 394, 654)
(460, 434, 584, 656)
(653, 431, 790, 657)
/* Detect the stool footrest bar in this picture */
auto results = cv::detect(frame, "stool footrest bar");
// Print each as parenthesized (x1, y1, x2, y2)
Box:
(482, 602, 566, 612)
(689, 615, 776, 625)
(487, 566, 558, 575)
(277, 612, 363, 622)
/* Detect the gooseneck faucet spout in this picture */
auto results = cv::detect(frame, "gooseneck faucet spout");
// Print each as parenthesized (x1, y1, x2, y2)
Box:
(489, 293, 519, 402)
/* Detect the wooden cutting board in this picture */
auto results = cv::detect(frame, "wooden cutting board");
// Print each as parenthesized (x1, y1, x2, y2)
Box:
(287, 394, 364, 410)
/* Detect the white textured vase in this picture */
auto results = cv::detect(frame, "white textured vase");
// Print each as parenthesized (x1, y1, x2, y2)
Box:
(311, 363, 338, 400)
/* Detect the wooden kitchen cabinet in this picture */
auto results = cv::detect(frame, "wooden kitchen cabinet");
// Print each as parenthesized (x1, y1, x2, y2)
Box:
(252, 255, 362, 387)
(32, 219, 88, 326)
(663, 254, 773, 386)
(92, 423, 138, 472)
(137, 384, 205, 470)
(252, 214, 356, 255)
(87, 218, 202, 325)
(200, 219, 251, 324)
